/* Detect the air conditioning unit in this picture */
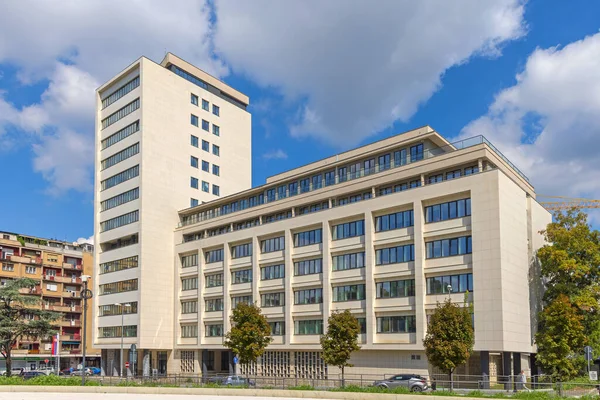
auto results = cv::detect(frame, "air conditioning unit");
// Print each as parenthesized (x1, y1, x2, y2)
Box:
(44, 344, 51, 351)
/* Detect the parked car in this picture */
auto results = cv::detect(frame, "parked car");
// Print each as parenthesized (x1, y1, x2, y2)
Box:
(1, 368, 24, 376)
(373, 374, 429, 392)
(90, 367, 101, 375)
(209, 375, 255, 387)
(70, 368, 92, 376)
(21, 371, 47, 380)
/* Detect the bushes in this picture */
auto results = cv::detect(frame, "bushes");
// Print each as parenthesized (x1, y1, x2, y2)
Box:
(0, 375, 99, 386)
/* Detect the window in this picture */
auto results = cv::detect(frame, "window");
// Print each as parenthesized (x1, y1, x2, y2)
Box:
(181, 324, 198, 338)
(294, 288, 323, 305)
(364, 158, 375, 175)
(426, 273, 473, 294)
(338, 167, 347, 183)
(295, 320, 323, 335)
(191, 177, 199, 189)
(100, 142, 139, 170)
(190, 198, 199, 207)
(375, 244, 415, 265)
(425, 198, 471, 223)
(232, 269, 252, 284)
(181, 254, 198, 268)
(202, 140, 209, 151)
(410, 144, 424, 162)
(270, 321, 285, 336)
(377, 316, 416, 333)
(293, 229, 322, 247)
(446, 169, 462, 180)
(332, 220, 365, 240)
(375, 210, 414, 232)
(202, 99, 209, 111)
(298, 201, 329, 216)
(212, 185, 220, 196)
(201, 160, 209, 172)
(2, 263, 14, 272)
(289, 182, 298, 196)
(205, 273, 223, 288)
(425, 236, 472, 259)
(376, 279, 416, 298)
(102, 77, 140, 109)
(213, 124, 220, 136)
(181, 277, 198, 291)
(212, 165, 220, 176)
(261, 264, 284, 280)
(100, 187, 139, 212)
(231, 296, 252, 308)
(191, 114, 199, 126)
(101, 121, 139, 150)
(261, 236, 285, 253)
(357, 318, 367, 334)
(99, 279, 138, 295)
(324, 170, 335, 186)
(100, 256, 138, 274)
(205, 249, 224, 263)
(202, 181, 209, 193)
(202, 119, 209, 131)
(349, 162, 361, 179)
(213, 104, 220, 116)
(379, 154, 391, 171)
(261, 292, 284, 307)
(101, 98, 140, 129)
(191, 94, 199, 106)
(25, 266, 36, 274)
(410, 179, 421, 188)
(428, 174, 443, 184)
(332, 284, 366, 302)
(294, 258, 322, 276)
(191, 135, 199, 147)
(312, 174, 323, 190)
(181, 301, 198, 314)
(277, 185, 287, 200)
(98, 325, 137, 338)
(205, 298, 224, 312)
(464, 166, 479, 175)
(213, 144, 220, 156)
(231, 243, 252, 259)
(99, 302, 138, 317)
(394, 149, 407, 166)
(205, 324, 223, 337)
(99, 210, 139, 232)
(266, 188, 276, 202)
(300, 178, 310, 193)
(332, 252, 365, 271)
(191, 156, 199, 168)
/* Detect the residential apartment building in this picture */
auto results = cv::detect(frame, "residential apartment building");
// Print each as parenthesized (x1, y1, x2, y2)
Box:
(93, 53, 251, 376)
(0, 231, 99, 371)
(172, 126, 551, 379)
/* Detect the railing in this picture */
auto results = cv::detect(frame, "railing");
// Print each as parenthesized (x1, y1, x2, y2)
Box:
(178, 135, 530, 229)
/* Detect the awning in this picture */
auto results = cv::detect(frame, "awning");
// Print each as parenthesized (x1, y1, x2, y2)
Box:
(62, 341, 80, 345)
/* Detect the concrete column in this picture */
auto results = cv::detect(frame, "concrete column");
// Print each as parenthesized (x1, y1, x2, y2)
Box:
(480, 350, 490, 375)
(502, 352, 512, 388)
(202, 349, 208, 376)
(251, 236, 260, 305)
(420, 173, 425, 186)
(223, 243, 232, 332)
(477, 158, 483, 172)
(513, 352, 522, 391)
(322, 222, 331, 332)
(371, 187, 376, 198)
(413, 200, 427, 344)
(284, 229, 293, 346)
(364, 210, 375, 345)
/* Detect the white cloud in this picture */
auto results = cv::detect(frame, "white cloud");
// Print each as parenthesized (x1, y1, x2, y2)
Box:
(213, 0, 525, 147)
(76, 236, 94, 245)
(262, 149, 288, 160)
(460, 33, 600, 200)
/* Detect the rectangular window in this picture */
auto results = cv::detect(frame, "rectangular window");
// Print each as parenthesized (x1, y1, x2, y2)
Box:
(202, 119, 209, 131)
(379, 154, 391, 171)
(300, 178, 310, 193)
(425, 198, 471, 223)
(205, 324, 223, 337)
(464, 166, 479, 175)
(377, 316, 416, 333)
(101, 98, 140, 129)
(100, 187, 139, 212)
(394, 149, 407, 167)
(375, 210, 414, 232)
(312, 174, 323, 190)
(294, 288, 323, 305)
(261, 292, 285, 307)
(289, 182, 298, 196)
(213, 104, 220, 116)
(212, 185, 220, 196)
(202, 160, 209, 172)
(101, 165, 139, 191)
(294, 320, 323, 335)
(426, 273, 473, 294)
(376, 279, 416, 298)
(205, 273, 223, 288)
(202, 99, 209, 111)
(99, 302, 138, 317)
(102, 77, 140, 109)
(231, 296, 252, 308)
(375, 244, 415, 265)
(446, 169, 462, 180)
(349, 162, 361, 180)
(99, 210, 139, 232)
(99, 279, 138, 295)
(181, 301, 198, 314)
(191, 177, 199, 189)
(410, 144, 424, 162)
(205, 298, 224, 312)
(191, 135, 199, 147)
(202, 181, 209, 193)
(101, 120, 139, 150)
(261, 236, 285, 253)
(324, 170, 335, 186)
(294, 258, 322, 276)
(332, 252, 365, 271)
(181, 324, 198, 338)
(357, 318, 367, 334)
(232, 269, 252, 284)
(277, 185, 287, 200)
(191, 94, 199, 106)
(202, 140, 209, 151)
(425, 236, 472, 259)
(181, 277, 198, 291)
(364, 158, 375, 175)
(231, 243, 252, 259)
(2, 263, 14, 272)
(261, 264, 285, 280)
(213, 124, 220, 136)
(181, 254, 198, 268)
(191, 198, 199, 207)
(332, 220, 365, 240)
(212, 165, 220, 176)
(99, 256, 138, 275)
(213, 145, 220, 156)
(191, 156, 199, 168)
(332, 284, 366, 302)
(428, 174, 443, 184)
(191, 114, 199, 127)
(205, 249, 224, 263)
(293, 229, 322, 247)
(266, 188, 276, 202)
(338, 167, 347, 183)
(269, 321, 285, 336)
(100, 142, 139, 170)
(25, 266, 36, 274)
(98, 325, 137, 338)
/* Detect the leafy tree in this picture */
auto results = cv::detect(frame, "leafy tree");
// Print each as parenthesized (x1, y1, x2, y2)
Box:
(0, 278, 60, 377)
(320, 310, 361, 386)
(535, 294, 587, 380)
(423, 298, 474, 389)
(223, 302, 272, 375)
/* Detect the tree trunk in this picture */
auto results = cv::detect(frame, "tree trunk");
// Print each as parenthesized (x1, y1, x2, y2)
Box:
(449, 370, 453, 391)
(5, 348, 12, 378)
(341, 365, 345, 388)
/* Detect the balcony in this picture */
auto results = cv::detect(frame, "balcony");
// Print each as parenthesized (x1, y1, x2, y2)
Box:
(60, 334, 81, 342)
(8, 255, 31, 263)
(19, 287, 42, 295)
(59, 320, 81, 327)
(63, 263, 82, 270)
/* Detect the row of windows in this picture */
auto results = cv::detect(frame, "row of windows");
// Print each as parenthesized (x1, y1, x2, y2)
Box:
(375, 244, 415, 265)
(101, 98, 139, 130)
(98, 325, 137, 338)
(100, 187, 139, 212)
(336, 191, 372, 206)
(332, 252, 365, 271)
(332, 284, 366, 302)
(426, 273, 473, 294)
(261, 236, 284, 253)
(261, 264, 285, 280)
(205, 273, 223, 288)
(294, 258, 322, 276)
(427, 166, 480, 184)
(332, 220, 365, 240)
(101, 120, 139, 150)
(182, 254, 198, 268)
(99, 256, 138, 275)
(232, 269, 252, 284)
(182, 300, 198, 314)
(101, 142, 139, 171)
(205, 249, 224, 263)
(376, 279, 415, 298)
(378, 179, 422, 196)
(375, 210, 414, 232)
(100, 165, 138, 191)
(98, 302, 138, 317)
(205, 298, 224, 312)
(99, 210, 139, 232)
(190, 135, 220, 156)
(190, 115, 220, 137)
(294, 288, 323, 305)
(425, 236, 472, 259)
(261, 292, 284, 307)
(190, 177, 220, 196)
(191, 94, 220, 116)
(182, 324, 198, 338)
(231, 243, 252, 259)
(293, 229, 322, 247)
(425, 198, 471, 223)
(102, 77, 139, 109)
(99, 279, 138, 296)
(182, 277, 198, 291)
(377, 316, 416, 333)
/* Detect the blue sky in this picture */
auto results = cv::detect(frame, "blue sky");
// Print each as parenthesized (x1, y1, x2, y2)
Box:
(0, 0, 599, 242)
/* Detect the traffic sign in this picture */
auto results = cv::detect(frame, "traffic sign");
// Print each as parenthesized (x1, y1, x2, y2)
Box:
(44, 359, 49, 364)
(125, 362, 130, 368)
(590, 371, 598, 381)
(233, 356, 238, 364)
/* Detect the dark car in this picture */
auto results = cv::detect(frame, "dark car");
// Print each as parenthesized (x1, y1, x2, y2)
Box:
(208, 375, 255, 387)
(21, 371, 47, 380)
(374, 374, 429, 392)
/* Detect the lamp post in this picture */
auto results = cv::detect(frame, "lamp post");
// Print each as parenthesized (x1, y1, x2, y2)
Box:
(115, 302, 131, 377)
(81, 275, 93, 386)
(447, 284, 453, 301)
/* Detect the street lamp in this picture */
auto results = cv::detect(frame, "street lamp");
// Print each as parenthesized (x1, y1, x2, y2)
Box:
(447, 284, 453, 301)
(81, 275, 93, 386)
(115, 302, 131, 377)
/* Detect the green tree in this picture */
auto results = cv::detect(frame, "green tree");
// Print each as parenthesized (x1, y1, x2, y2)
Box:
(320, 310, 361, 386)
(535, 295, 586, 380)
(223, 302, 272, 375)
(0, 278, 60, 377)
(423, 298, 474, 389)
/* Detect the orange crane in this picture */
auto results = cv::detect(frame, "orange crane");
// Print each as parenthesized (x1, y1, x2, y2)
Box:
(538, 196, 600, 211)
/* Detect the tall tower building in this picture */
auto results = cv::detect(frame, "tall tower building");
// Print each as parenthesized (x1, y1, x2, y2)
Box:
(93, 53, 251, 375)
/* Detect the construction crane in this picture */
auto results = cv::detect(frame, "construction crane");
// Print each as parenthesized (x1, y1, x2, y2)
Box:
(538, 196, 600, 211)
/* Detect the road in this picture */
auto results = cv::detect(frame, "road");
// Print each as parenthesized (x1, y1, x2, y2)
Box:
(0, 393, 318, 400)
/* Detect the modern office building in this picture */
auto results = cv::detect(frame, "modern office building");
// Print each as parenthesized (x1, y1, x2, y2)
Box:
(0, 231, 99, 371)
(172, 126, 551, 379)
(93, 53, 251, 376)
